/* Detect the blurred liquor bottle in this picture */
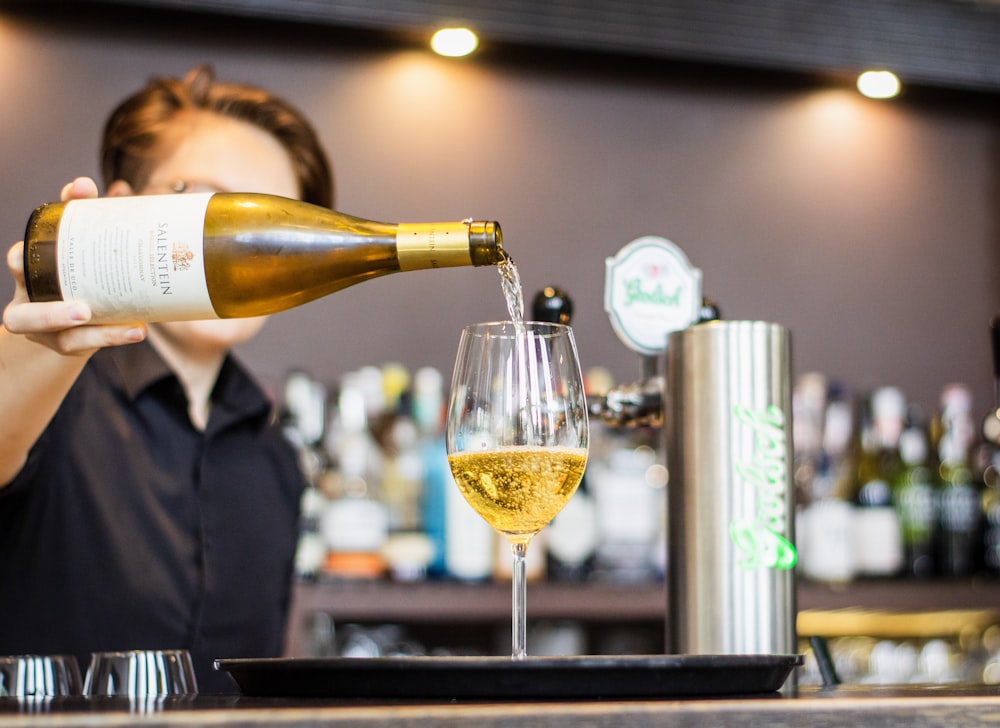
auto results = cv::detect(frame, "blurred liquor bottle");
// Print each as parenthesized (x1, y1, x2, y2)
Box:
(282, 369, 331, 581)
(318, 371, 389, 580)
(934, 383, 982, 578)
(374, 363, 422, 535)
(416, 366, 494, 582)
(544, 365, 608, 582)
(796, 376, 857, 583)
(533, 287, 598, 582)
(851, 386, 905, 578)
(893, 422, 937, 579)
(981, 448, 1000, 575)
(377, 363, 435, 581)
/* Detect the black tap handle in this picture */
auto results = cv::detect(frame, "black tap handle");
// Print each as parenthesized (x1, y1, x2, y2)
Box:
(532, 286, 573, 325)
(698, 297, 721, 323)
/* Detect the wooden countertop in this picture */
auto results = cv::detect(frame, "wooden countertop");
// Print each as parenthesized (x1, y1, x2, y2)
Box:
(3, 686, 1000, 727)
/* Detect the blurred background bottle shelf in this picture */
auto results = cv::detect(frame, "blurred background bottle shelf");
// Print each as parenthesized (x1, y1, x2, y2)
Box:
(281, 361, 1000, 686)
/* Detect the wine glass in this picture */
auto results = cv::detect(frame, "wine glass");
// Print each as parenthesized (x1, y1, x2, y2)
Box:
(446, 321, 589, 660)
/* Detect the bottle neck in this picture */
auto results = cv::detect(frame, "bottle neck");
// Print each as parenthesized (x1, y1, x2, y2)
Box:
(395, 220, 503, 270)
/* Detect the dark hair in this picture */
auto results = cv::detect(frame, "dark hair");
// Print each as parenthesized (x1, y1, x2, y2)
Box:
(100, 65, 334, 207)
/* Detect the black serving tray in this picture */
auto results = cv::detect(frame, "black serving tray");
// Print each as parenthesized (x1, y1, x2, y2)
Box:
(215, 654, 803, 700)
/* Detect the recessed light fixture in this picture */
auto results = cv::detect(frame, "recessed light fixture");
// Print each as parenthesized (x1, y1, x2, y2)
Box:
(430, 27, 479, 57)
(856, 70, 901, 99)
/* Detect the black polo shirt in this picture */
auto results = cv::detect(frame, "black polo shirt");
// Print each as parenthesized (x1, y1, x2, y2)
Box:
(0, 341, 307, 694)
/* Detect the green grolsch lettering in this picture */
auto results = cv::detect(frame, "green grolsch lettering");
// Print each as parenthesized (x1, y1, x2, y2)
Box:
(729, 403, 796, 571)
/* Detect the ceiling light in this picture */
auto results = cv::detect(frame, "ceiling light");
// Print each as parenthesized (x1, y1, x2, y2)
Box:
(430, 27, 479, 57)
(856, 70, 901, 99)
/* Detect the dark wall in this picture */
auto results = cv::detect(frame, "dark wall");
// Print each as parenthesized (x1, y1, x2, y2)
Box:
(0, 9, 997, 419)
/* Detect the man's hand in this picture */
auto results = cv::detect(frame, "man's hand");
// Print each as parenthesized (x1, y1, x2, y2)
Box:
(2, 177, 147, 354)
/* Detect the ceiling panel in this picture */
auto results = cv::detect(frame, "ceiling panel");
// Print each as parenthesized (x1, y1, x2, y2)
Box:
(15, 0, 1000, 93)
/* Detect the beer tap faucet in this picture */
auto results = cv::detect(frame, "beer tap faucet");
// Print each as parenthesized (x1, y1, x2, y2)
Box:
(584, 235, 709, 430)
(590, 355, 665, 429)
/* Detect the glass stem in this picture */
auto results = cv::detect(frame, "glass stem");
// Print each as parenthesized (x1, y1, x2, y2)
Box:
(511, 540, 529, 660)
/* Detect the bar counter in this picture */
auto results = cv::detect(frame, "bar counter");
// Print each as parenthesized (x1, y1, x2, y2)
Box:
(2, 685, 1000, 727)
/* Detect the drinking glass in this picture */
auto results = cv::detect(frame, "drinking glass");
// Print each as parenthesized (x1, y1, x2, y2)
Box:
(83, 650, 197, 698)
(0, 655, 82, 697)
(446, 321, 589, 659)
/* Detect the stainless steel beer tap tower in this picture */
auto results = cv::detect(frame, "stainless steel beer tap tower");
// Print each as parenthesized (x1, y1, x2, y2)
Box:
(596, 235, 798, 690)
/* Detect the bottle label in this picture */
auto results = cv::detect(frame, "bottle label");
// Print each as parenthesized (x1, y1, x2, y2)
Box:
(445, 480, 494, 580)
(57, 194, 217, 322)
(321, 498, 388, 553)
(798, 499, 855, 581)
(853, 506, 903, 575)
(547, 490, 598, 565)
(396, 223, 472, 270)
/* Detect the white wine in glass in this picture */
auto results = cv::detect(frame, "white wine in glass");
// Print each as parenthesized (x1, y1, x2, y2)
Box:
(446, 320, 589, 660)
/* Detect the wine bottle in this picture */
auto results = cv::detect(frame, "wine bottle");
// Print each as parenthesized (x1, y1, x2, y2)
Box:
(892, 424, 937, 578)
(530, 287, 598, 582)
(934, 383, 982, 577)
(797, 377, 857, 583)
(281, 369, 330, 581)
(413, 366, 494, 582)
(318, 371, 389, 580)
(23, 192, 504, 323)
(851, 386, 905, 578)
(981, 448, 1000, 574)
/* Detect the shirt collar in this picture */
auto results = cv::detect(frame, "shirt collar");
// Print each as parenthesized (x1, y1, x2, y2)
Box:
(96, 341, 275, 432)
(101, 340, 175, 400)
